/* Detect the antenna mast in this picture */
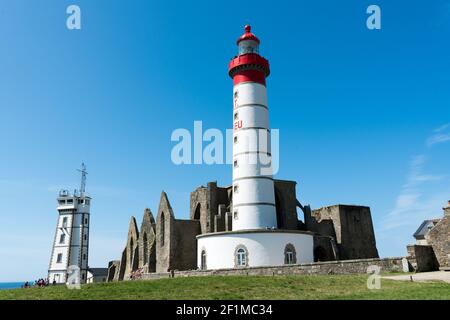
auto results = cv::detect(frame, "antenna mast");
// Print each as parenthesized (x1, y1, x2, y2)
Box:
(77, 163, 88, 197)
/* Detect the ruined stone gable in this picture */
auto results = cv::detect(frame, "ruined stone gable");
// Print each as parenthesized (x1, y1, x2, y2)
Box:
(119, 217, 139, 280)
(156, 191, 200, 273)
(156, 192, 175, 273)
(139, 208, 156, 273)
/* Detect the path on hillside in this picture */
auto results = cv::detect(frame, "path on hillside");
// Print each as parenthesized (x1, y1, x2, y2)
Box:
(383, 271, 450, 284)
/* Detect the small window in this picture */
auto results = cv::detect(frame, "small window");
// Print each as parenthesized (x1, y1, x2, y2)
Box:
(56, 253, 63, 263)
(233, 160, 238, 168)
(62, 217, 68, 228)
(78, 199, 82, 204)
(234, 91, 239, 99)
(233, 184, 239, 193)
(84, 234, 87, 241)
(234, 112, 239, 120)
(85, 218, 88, 224)
(67, 199, 73, 204)
(234, 136, 238, 144)
(235, 246, 248, 267)
(59, 200, 66, 205)
(286, 251, 294, 264)
(201, 250, 207, 271)
(59, 234, 65, 244)
(83, 254, 86, 260)
(284, 244, 297, 265)
(233, 211, 238, 220)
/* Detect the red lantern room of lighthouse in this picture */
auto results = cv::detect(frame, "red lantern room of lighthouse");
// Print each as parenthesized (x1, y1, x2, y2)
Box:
(228, 25, 270, 87)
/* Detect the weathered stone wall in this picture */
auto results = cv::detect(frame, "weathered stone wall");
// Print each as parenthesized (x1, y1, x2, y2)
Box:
(313, 235, 338, 261)
(138, 209, 156, 273)
(156, 192, 175, 273)
(171, 220, 201, 271)
(156, 192, 201, 272)
(307, 205, 379, 260)
(406, 244, 439, 272)
(274, 180, 300, 230)
(305, 206, 336, 239)
(426, 212, 450, 269)
(140, 257, 405, 280)
(117, 217, 140, 280)
(190, 182, 230, 234)
(106, 260, 120, 282)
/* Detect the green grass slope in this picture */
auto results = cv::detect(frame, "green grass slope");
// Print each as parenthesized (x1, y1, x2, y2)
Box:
(1, 275, 449, 300)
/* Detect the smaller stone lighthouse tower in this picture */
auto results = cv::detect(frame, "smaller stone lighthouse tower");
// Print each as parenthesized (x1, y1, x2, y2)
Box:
(48, 163, 91, 284)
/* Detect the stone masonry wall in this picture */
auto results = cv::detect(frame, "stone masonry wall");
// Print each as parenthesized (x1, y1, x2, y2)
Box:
(140, 257, 405, 280)
(426, 213, 450, 269)
(407, 245, 439, 272)
(308, 205, 379, 260)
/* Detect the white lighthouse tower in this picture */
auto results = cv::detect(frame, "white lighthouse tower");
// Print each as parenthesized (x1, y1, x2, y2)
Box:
(48, 163, 91, 284)
(229, 25, 276, 231)
(197, 26, 314, 270)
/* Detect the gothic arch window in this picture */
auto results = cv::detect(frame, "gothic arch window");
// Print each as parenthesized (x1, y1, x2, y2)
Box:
(129, 238, 134, 268)
(143, 232, 148, 265)
(194, 203, 201, 220)
(200, 249, 207, 271)
(160, 213, 165, 247)
(284, 243, 297, 265)
(234, 245, 249, 268)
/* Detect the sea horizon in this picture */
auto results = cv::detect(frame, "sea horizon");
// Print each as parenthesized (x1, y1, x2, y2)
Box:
(0, 282, 27, 290)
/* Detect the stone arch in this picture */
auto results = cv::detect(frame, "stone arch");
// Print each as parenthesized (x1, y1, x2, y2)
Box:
(128, 237, 134, 269)
(194, 203, 201, 220)
(284, 243, 297, 264)
(139, 208, 156, 272)
(160, 211, 166, 247)
(142, 232, 148, 265)
(234, 244, 249, 268)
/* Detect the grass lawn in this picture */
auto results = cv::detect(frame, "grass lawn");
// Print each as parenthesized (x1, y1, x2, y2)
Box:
(0, 274, 449, 300)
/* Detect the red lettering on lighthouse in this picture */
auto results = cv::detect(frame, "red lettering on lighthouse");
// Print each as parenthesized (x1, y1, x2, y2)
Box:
(234, 120, 243, 130)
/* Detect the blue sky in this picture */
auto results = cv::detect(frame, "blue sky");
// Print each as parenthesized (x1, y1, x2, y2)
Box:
(0, 0, 449, 281)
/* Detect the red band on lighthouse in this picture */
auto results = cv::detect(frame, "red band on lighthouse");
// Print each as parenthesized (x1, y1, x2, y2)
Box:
(232, 69, 266, 86)
(228, 53, 270, 86)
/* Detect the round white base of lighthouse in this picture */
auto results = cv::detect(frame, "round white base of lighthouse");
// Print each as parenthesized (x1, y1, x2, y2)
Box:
(197, 230, 314, 270)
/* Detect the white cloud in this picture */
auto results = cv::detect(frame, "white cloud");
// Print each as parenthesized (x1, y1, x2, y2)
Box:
(427, 133, 450, 147)
(434, 123, 449, 133)
(427, 123, 450, 147)
(380, 154, 446, 232)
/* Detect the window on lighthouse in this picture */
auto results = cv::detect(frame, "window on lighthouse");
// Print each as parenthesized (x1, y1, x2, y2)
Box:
(62, 217, 68, 228)
(238, 40, 259, 55)
(284, 244, 297, 265)
(236, 248, 247, 267)
(201, 250, 207, 270)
